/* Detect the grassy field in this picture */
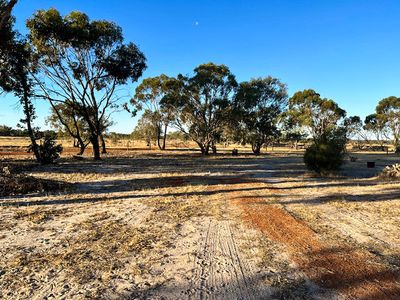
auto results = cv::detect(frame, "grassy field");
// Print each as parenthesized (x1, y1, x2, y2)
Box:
(0, 140, 399, 299)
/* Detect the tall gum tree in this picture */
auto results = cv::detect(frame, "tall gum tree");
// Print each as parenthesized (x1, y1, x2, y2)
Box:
(0, 0, 17, 30)
(0, 3, 43, 162)
(166, 63, 237, 155)
(375, 96, 400, 152)
(363, 113, 389, 150)
(27, 9, 147, 159)
(131, 74, 176, 150)
(47, 102, 90, 155)
(233, 77, 288, 154)
(286, 89, 346, 140)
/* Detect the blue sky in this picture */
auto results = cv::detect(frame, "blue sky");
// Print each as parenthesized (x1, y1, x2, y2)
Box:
(2, 0, 400, 133)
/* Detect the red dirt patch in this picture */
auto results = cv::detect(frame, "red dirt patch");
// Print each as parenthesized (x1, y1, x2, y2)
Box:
(237, 197, 400, 299)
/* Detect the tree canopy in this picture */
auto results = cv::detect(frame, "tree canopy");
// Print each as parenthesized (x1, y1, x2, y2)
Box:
(26, 8, 147, 159)
(165, 63, 237, 154)
(233, 77, 288, 154)
(131, 74, 176, 150)
(0, 2, 47, 162)
(286, 89, 346, 139)
(0, 0, 17, 30)
(375, 96, 400, 152)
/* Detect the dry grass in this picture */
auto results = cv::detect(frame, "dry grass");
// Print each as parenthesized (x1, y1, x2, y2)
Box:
(1, 151, 400, 299)
(14, 207, 69, 224)
(0, 173, 225, 298)
(0, 164, 70, 197)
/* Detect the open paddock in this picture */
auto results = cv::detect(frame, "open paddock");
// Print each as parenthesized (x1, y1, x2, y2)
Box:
(0, 147, 399, 299)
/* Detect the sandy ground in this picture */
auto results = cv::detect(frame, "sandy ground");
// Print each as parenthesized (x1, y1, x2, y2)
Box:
(0, 152, 399, 299)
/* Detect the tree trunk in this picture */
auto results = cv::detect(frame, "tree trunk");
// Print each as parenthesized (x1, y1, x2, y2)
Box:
(211, 141, 217, 154)
(21, 88, 41, 163)
(395, 145, 400, 154)
(204, 146, 209, 155)
(157, 124, 163, 150)
(205, 141, 211, 155)
(199, 144, 205, 155)
(77, 138, 86, 155)
(91, 135, 101, 160)
(161, 124, 168, 150)
(252, 142, 261, 155)
(198, 142, 210, 155)
(100, 135, 107, 154)
(0, 0, 18, 30)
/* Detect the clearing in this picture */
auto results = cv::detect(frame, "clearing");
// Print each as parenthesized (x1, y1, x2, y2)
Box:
(0, 151, 399, 299)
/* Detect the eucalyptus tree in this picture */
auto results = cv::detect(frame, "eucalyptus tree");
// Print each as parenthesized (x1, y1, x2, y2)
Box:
(286, 89, 346, 140)
(363, 113, 388, 150)
(233, 77, 288, 154)
(0, 4, 43, 161)
(27, 9, 147, 159)
(281, 115, 307, 149)
(0, 0, 17, 30)
(47, 102, 90, 155)
(131, 110, 159, 148)
(131, 74, 176, 150)
(375, 96, 400, 152)
(343, 115, 368, 149)
(344, 115, 363, 139)
(165, 63, 237, 155)
(289, 90, 348, 173)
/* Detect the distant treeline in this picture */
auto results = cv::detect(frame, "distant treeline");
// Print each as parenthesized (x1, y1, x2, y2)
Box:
(0, 125, 29, 137)
(0, 125, 56, 138)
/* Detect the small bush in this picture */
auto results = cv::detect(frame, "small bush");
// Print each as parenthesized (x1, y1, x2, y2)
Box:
(30, 133, 63, 164)
(380, 164, 400, 179)
(304, 128, 347, 174)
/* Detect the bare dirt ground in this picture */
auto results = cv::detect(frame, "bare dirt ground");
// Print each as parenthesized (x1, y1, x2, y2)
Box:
(0, 151, 400, 299)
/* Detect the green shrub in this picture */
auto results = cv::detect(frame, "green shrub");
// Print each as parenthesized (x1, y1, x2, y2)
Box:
(29, 133, 63, 164)
(304, 128, 347, 174)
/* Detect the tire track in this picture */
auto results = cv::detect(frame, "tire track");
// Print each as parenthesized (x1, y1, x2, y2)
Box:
(189, 219, 267, 299)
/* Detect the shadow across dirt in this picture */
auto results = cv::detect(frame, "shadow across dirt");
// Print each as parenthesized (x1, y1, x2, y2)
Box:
(302, 246, 400, 299)
(0, 185, 273, 207)
(27, 154, 305, 177)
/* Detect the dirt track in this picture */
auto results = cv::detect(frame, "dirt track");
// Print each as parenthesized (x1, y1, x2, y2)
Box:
(239, 198, 400, 299)
(1, 153, 400, 299)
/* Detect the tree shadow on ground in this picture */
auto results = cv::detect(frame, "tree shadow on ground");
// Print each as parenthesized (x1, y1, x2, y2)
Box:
(300, 246, 400, 300)
(2, 153, 399, 207)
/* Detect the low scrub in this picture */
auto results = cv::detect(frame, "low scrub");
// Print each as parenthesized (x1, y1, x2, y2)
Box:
(30, 133, 63, 164)
(304, 129, 347, 174)
(0, 164, 68, 197)
(380, 164, 400, 179)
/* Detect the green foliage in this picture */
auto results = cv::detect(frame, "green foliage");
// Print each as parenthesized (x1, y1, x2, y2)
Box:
(30, 133, 63, 165)
(131, 74, 177, 149)
(363, 113, 388, 147)
(167, 131, 189, 141)
(286, 89, 346, 139)
(233, 77, 287, 154)
(0, 2, 44, 163)
(375, 96, 400, 151)
(131, 111, 159, 147)
(304, 128, 347, 174)
(108, 132, 130, 146)
(344, 115, 363, 139)
(0, 0, 17, 31)
(0, 125, 28, 136)
(27, 8, 147, 159)
(164, 63, 237, 154)
(0, 14, 33, 97)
